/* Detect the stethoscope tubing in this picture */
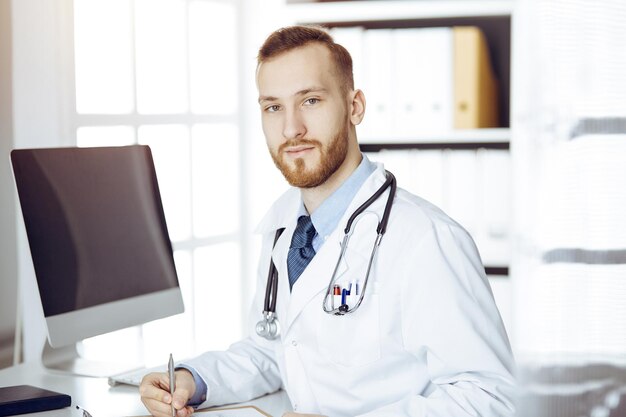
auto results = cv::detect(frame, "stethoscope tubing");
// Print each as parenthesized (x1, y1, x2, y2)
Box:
(263, 228, 284, 314)
(322, 171, 395, 315)
(322, 231, 383, 315)
(258, 170, 396, 338)
(343, 171, 396, 235)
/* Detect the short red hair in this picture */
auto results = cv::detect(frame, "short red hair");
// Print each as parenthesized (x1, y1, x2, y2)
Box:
(257, 25, 354, 93)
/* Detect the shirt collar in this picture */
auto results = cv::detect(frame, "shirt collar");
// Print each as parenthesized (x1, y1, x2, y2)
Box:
(298, 154, 376, 242)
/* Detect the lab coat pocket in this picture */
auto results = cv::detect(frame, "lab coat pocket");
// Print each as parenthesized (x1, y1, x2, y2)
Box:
(316, 294, 381, 367)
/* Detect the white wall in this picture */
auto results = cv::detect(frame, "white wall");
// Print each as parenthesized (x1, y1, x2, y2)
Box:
(0, 0, 74, 365)
(0, 0, 18, 368)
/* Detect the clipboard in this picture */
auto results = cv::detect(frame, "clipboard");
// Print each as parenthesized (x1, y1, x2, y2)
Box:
(133, 405, 272, 417)
(195, 405, 272, 417)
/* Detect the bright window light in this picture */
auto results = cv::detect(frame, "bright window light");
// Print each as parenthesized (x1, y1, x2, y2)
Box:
(141, 250, 195, 366)
(193, 242, 241, 353)
(76, 126, 135, 147)
(189, 1, 238, 114)
(74, 0, 134, 114)
(72, 0, 242, 361)
(135, 0, 188, 114)
(139, 125, 192, 242)
(192, 123, 240, 237)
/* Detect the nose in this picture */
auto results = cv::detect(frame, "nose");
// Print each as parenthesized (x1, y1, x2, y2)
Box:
(282, 108, 306, 140)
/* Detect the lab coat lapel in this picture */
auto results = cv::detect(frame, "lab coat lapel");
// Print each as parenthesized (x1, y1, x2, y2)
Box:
(271, 226, 292, 328)
(284, 226, 344, 334)
(282, 164, 390, 334)
(255, 187, 302, 331)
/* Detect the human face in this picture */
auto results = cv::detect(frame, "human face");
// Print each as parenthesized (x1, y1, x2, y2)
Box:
(257, 43, 352, 188)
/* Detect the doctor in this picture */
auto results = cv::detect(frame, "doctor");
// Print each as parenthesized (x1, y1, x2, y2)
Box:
(140, 25, 515, 417)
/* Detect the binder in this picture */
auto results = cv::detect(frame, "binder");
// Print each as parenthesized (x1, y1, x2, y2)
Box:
(445, 149, 479, 235)
(0, 385, 71, 416)
(360, 29, 395, 141)
(476, 148, 511, 265)
(453, 26, 499, 129)
(373, 149, 413, 191)
(394, 28, 454, 136)
(330, 26, 365, 90)
(413, 149, 445, 209)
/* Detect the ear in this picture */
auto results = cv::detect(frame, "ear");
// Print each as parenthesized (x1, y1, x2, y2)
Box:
(349, 89, 366, 126)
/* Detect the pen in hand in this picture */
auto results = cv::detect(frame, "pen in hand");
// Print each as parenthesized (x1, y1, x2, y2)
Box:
(168, 353, 176, 417)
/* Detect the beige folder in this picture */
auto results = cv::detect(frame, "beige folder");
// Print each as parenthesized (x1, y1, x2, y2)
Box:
(453, 26, 499, 129)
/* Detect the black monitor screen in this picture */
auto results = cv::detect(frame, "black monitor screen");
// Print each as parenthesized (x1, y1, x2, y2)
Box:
(11, 145, 179, 317)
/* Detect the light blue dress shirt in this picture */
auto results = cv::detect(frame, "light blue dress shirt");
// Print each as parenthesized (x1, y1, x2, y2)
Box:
(182, 154, 376, 406)
(300, 154, 376, 251)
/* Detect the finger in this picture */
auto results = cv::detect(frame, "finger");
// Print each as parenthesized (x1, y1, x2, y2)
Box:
(142, 397, 176, 417)
(140, 373, 173, 403)
(140, 383, 172, 404)
(176, 406, 194, 417)
(171, 371, 195, 409)
(171, 387, 192, 410)
(141, 371, 170, 387)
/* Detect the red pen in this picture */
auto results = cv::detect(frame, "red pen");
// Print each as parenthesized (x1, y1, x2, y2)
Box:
(332, 284, 341, 309)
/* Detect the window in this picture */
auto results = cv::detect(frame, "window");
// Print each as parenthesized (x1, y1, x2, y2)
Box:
(73, 0, 241, 366)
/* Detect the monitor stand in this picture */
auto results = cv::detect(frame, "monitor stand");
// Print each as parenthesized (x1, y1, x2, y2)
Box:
(42, 340, 142, 378)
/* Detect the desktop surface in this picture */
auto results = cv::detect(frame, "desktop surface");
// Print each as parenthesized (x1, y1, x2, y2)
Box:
(0, 362, 290, 417)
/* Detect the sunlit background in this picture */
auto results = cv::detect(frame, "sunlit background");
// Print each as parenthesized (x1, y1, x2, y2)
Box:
(74, 0, 243, 365)
(2, 0, 626, 415)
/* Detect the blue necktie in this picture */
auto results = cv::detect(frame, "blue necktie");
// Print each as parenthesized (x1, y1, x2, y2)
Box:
(287, 215, 317, 290)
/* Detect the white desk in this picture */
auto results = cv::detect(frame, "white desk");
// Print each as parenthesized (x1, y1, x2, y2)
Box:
(0, 362, 291, 416)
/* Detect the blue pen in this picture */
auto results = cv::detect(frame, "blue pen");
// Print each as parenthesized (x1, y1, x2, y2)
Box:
(341, 288, 347, 306)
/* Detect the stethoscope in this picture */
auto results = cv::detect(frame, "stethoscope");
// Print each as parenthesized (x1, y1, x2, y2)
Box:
(256, 170, 397, 340)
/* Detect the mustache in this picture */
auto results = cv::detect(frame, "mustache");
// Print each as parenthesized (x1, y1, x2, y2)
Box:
(278, 138, 322, 153)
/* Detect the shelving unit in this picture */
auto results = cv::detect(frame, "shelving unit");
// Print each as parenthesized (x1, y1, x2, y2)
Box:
(281, 0, 514, 276)
(285, 0, 512, 131)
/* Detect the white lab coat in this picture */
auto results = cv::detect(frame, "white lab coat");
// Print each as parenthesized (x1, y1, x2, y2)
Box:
(184, 163, 515, 416)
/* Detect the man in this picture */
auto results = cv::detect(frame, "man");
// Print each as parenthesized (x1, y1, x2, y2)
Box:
(140, 25, 515, 417)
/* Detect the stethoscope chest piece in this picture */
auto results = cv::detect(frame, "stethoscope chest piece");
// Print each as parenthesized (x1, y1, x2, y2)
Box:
(256, 311, 280, 340)
(255, 170, 396, 338)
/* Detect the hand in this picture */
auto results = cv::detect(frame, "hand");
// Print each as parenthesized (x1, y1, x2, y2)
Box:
(140, 369, 196, 417)
(282, 414, 327, 417)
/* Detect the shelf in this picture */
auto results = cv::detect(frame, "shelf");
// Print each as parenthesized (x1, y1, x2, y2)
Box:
(359, 128, 510, 151)
(285, 2, 513, 132)
(285, 0, 514, 24)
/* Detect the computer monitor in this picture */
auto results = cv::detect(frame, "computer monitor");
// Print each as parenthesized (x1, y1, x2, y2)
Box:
(11, 145, 184, 376)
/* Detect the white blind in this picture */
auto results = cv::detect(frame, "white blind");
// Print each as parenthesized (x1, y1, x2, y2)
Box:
(513, 0, 626, 359)
(513, 1, 626, 416)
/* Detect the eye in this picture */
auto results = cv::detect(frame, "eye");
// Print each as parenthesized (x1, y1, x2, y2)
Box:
(303, 98, 320, 106)
(265, 104, 281, 113)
